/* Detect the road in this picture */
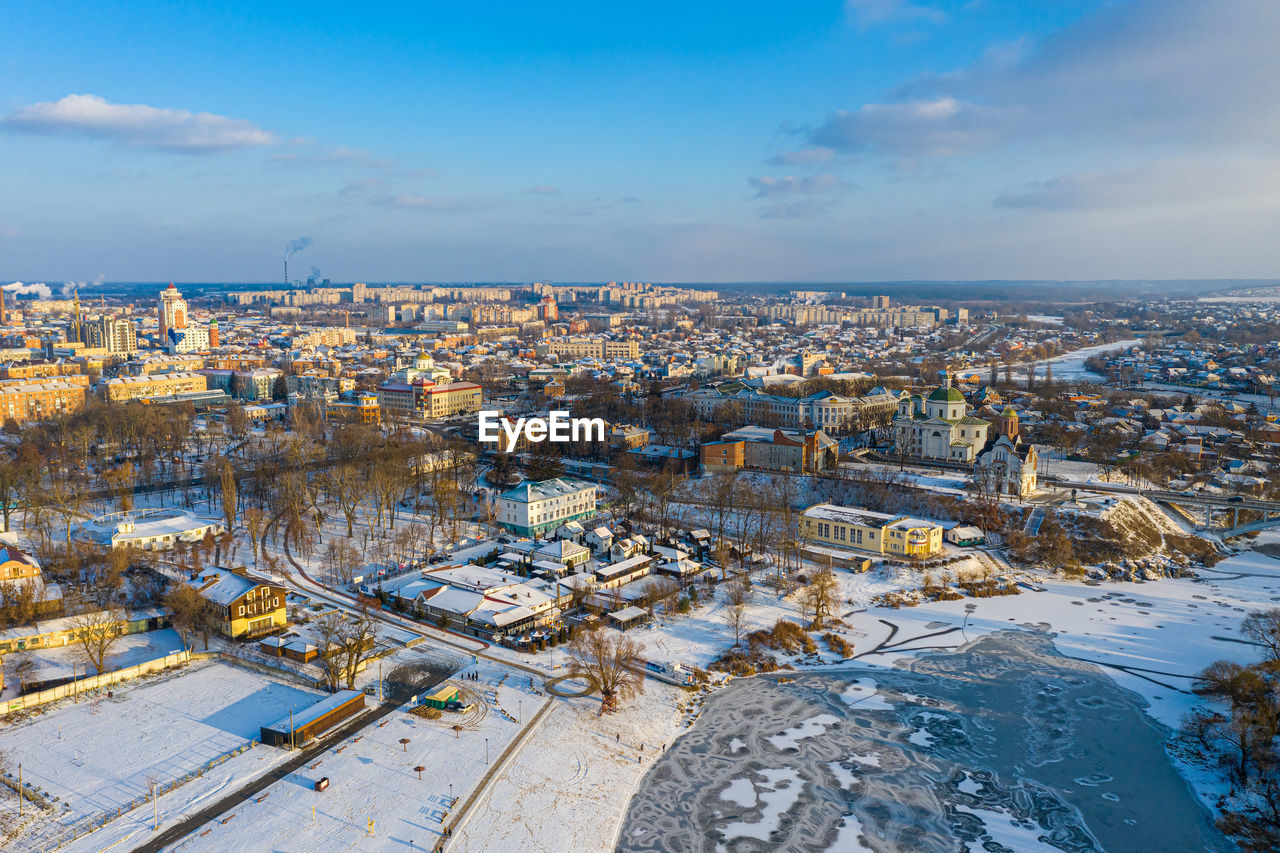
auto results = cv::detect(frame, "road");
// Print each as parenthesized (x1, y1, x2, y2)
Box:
(1040, 475, 1280, 512)
(853, 452, 1280, 514)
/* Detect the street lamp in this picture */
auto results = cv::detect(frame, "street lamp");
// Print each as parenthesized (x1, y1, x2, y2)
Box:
(485, 738, 489, 765)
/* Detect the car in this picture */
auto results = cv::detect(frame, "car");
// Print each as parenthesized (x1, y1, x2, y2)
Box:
(1227, 496, 1245, 503)
(444, 700, 475, 713)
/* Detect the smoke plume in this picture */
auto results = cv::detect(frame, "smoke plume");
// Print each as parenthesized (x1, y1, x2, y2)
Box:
(284, 237, 313, 260)
(3, 281, 54, 299)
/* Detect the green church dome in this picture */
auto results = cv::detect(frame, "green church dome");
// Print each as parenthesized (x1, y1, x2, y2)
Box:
(928, 386, 965, 403)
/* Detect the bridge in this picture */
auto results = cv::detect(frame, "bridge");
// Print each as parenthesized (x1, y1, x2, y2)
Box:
(845, 455, 1280, 539)
(1040, 476, 1280, 538)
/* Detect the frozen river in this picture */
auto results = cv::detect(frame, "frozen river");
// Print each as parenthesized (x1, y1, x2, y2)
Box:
(617, 631, 1230, 853)
(1022, 338, 1143, 382)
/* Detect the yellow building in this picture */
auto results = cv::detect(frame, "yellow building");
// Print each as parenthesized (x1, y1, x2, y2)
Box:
(0, 361, 81, 380)
(188, 567, 289, 638)
(105, 372, 208, 403)
(422, 381, 482, 418)
(544, 337, 640, 360)
(0, 379, 88, 424)
(326, 393, 380, 424)
(799, 503, 943, 558)
(0, 545, 41, 584)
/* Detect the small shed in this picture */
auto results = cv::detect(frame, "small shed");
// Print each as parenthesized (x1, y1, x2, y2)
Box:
(261, 689, 366, 748)
(421, 684, 460, 710)
(282, 638, 319, 663)
(945, 525, 986, 546)
(607, 605, 649, 630)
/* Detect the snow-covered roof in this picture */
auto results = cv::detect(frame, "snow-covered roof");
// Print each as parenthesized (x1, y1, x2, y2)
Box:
(263, 689, 363, 734)
(608, 605, 648, 623)
(189, 567, 273, 606)
(425, 587, 485, 614)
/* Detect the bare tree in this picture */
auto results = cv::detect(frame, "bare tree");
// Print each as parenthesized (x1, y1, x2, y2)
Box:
(46, 477, 88, 552)
(704, 473, 738, 579)
(0, 580, 36, 629)
(1242, 609, 1280, 664)
(219, 460, 238, 534)
(71, 608, 125, 674)
(322, 536, 364, 585)
(968, 467, 1007, 536)
(244, 506, 267, 568)
(314, 609, 379, 690)
(8, 652, 35, 694)
(724, 575, 752, 647)
(640, 576, 680, 619)
(320, 464, 369, 538)
(799, 566, 840, 629)
(0, 459, 22, 532)
(165, 583, 211, 651)
(567, 626, 645, 715)
(87, 546, 131, 607)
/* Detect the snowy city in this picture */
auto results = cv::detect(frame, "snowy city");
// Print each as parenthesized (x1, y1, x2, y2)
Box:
(5, 3, 1280, 852)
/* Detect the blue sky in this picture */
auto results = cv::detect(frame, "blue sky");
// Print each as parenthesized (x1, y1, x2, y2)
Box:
(2, 1, 1278, 283)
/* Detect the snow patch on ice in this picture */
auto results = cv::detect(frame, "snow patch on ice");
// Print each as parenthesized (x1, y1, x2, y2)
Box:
(720, 777, 757, 808)
(839, 677, 894, 711)
(766, 713, 840, 750)
(719, 768, 804, 845)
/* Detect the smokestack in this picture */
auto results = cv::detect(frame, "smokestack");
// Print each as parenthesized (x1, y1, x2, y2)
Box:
(1, 286, 6, 327)
(284, 258, 288, 288)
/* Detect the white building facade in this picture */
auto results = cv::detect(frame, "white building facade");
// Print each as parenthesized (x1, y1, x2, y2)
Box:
(497, 478, 598, 538)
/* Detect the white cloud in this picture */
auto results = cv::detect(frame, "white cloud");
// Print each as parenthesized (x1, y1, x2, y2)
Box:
(380, 193, 488, 213)
(810, 97, 1005, 157)
(995, 158, 1280, 212)
(768, 147, 836, 166)
(1, 94, 275, 153)
(522, 185, 560, 195)
(845, 0, 945, 29)
(748, 174, 845, 198)
(813, 0, 1280, 158)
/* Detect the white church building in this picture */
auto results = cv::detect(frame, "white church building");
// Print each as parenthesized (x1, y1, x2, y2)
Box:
(893, 376, 992, 463)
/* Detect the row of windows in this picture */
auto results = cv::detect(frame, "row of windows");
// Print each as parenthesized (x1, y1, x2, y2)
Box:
(237, 597, 280, 617)
(812, 521, 869, 545)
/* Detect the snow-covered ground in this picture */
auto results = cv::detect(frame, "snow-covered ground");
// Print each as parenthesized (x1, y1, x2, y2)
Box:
(165, 655, 536, 853)
(0, 628, 188, 701)
(0, 661, 323, 851)
(450, 682, 685, 853)
(464, 533, 1277, 852)
(2, 449, 1269, 853)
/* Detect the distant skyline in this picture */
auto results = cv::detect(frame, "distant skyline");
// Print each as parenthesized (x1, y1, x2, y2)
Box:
(3, 1, 1278, 283)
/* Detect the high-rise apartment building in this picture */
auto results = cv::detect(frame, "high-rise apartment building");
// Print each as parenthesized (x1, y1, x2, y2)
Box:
(84, 316, 138, 354)
(158, 284, 188, 343)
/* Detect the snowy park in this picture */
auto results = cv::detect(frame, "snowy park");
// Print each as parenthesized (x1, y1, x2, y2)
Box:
(0, 661, 322, 851)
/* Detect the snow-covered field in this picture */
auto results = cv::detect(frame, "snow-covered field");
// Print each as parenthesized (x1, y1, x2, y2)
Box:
(166, 654, 534, 853)
(451, 682, 684, 853)
(0, 628, 187, 701)
(0, 661, 323, 851)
